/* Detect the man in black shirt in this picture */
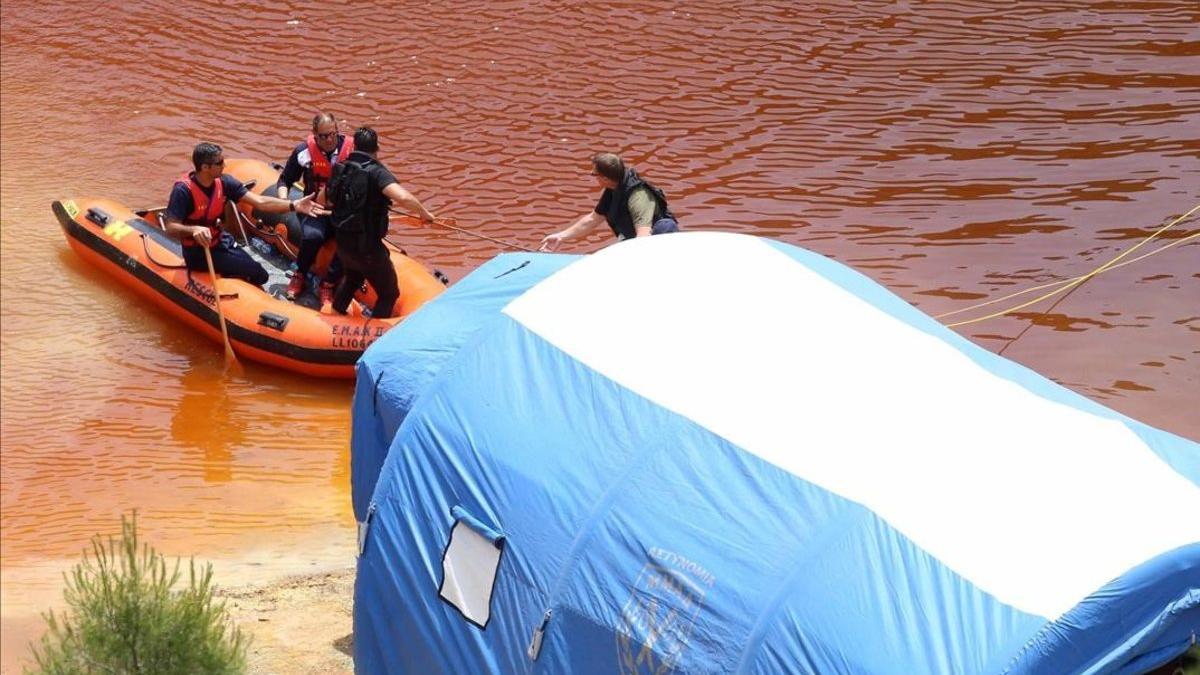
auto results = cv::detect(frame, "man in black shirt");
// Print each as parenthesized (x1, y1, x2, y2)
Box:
(329, 127, 436, 319)
(164, 142, 323, 287)
(276, 112, 354, 306)
(539, 152, 679, 251)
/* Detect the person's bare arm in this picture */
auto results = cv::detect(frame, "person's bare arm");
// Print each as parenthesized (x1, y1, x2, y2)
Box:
(539, 211, 606, 251)
(163, 216, 213, 246)
(276, 148, 303, 199)
(383, 182, 435, 222)
(165, 192, 324, 246)
(240, 190, 325, 216)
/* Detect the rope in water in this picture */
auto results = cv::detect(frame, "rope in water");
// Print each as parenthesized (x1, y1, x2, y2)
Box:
(935, 231, 1200, 320)
(940, 203, 1200, 328)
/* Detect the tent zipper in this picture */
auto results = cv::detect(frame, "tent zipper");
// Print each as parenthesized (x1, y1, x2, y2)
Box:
(526, 609, 552, 661)
(357, 501, 377, 556)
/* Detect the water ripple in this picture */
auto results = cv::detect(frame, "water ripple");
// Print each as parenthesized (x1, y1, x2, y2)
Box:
(2, 0, 1197, 580)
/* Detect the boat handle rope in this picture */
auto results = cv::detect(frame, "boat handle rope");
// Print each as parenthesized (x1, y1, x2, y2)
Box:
(141, 233, 188, 269)
(939, 202, 1200, 327)
(233, 206, 298, 258)
(259, 225, 298, 258)
(230, 204, 299, 256)
(227, 203, 253, 247)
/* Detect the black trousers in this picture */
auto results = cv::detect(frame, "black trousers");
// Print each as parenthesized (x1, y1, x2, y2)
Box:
(296, 214, 343, 285)
(331, 236, 399, 319)
(182, 234, 269, 287)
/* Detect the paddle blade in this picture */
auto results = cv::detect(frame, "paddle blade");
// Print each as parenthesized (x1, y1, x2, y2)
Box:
(223, 342, 243, 373)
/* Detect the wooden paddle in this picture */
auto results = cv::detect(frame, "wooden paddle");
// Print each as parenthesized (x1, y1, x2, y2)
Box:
(202, 245, 243, 372)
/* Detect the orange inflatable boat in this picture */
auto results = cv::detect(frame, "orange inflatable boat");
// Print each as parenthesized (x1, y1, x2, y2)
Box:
(52, 159, 447, 378)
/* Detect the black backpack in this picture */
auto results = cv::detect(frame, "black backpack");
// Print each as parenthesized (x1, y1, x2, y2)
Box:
(327, 159, 373, 235)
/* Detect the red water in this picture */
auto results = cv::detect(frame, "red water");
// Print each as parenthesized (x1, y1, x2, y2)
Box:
(2, 0, 1197, 668)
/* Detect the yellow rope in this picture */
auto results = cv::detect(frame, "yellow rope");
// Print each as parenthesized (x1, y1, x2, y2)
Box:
(943, 203, 1200, 328)
(936, 230, 1200, 319)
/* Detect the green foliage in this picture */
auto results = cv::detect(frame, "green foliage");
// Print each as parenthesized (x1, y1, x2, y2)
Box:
(1178, 643, 1200, 675)
(27, 513, 247, 674)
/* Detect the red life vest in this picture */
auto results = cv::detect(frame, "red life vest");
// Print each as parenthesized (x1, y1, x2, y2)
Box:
(176, 171, 225, 248)
(305, 134, 355, 203)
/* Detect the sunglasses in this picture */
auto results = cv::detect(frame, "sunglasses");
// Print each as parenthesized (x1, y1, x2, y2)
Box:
(207, 159, 225, 167)
(316, 131, 338, 140)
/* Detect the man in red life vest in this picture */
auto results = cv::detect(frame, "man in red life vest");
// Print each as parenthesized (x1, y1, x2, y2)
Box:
(164, 142, 323, 286)
(276, 112, 354, 306)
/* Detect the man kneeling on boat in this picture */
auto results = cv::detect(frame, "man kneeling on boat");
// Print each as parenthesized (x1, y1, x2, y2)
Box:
(164, 142, 324, 287)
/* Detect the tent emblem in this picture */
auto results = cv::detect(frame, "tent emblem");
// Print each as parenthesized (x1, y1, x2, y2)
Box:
(616, 548, 714, 674)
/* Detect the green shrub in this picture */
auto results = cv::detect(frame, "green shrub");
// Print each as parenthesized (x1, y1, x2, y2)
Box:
(1178, 643, 1200, 675)
(27, 513, 246, 674)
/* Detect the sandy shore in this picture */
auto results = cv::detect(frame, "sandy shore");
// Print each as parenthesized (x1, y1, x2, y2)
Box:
(219, 566, 355, 675)
(2, 565, 356, 675)
(2, 528, 359, 674)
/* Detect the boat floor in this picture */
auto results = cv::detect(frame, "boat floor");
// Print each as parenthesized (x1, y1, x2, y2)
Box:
(130, 208, 339, 313)
(242, 239, 324, 311)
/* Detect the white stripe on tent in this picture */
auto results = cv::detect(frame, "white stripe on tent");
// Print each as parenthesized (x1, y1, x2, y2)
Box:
(504, 231, 1200, 620)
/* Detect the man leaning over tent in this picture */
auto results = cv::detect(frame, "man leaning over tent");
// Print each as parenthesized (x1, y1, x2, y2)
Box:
(539, 152, 679, 251)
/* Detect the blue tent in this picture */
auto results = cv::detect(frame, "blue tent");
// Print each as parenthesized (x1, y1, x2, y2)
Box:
(350, 232, 1200, 674)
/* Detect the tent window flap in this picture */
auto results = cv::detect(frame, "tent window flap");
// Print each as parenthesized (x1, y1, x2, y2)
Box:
(439, 507, 505, 629)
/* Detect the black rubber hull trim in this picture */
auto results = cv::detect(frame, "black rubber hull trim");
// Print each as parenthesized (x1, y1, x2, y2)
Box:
(53, 200, 361, 367)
